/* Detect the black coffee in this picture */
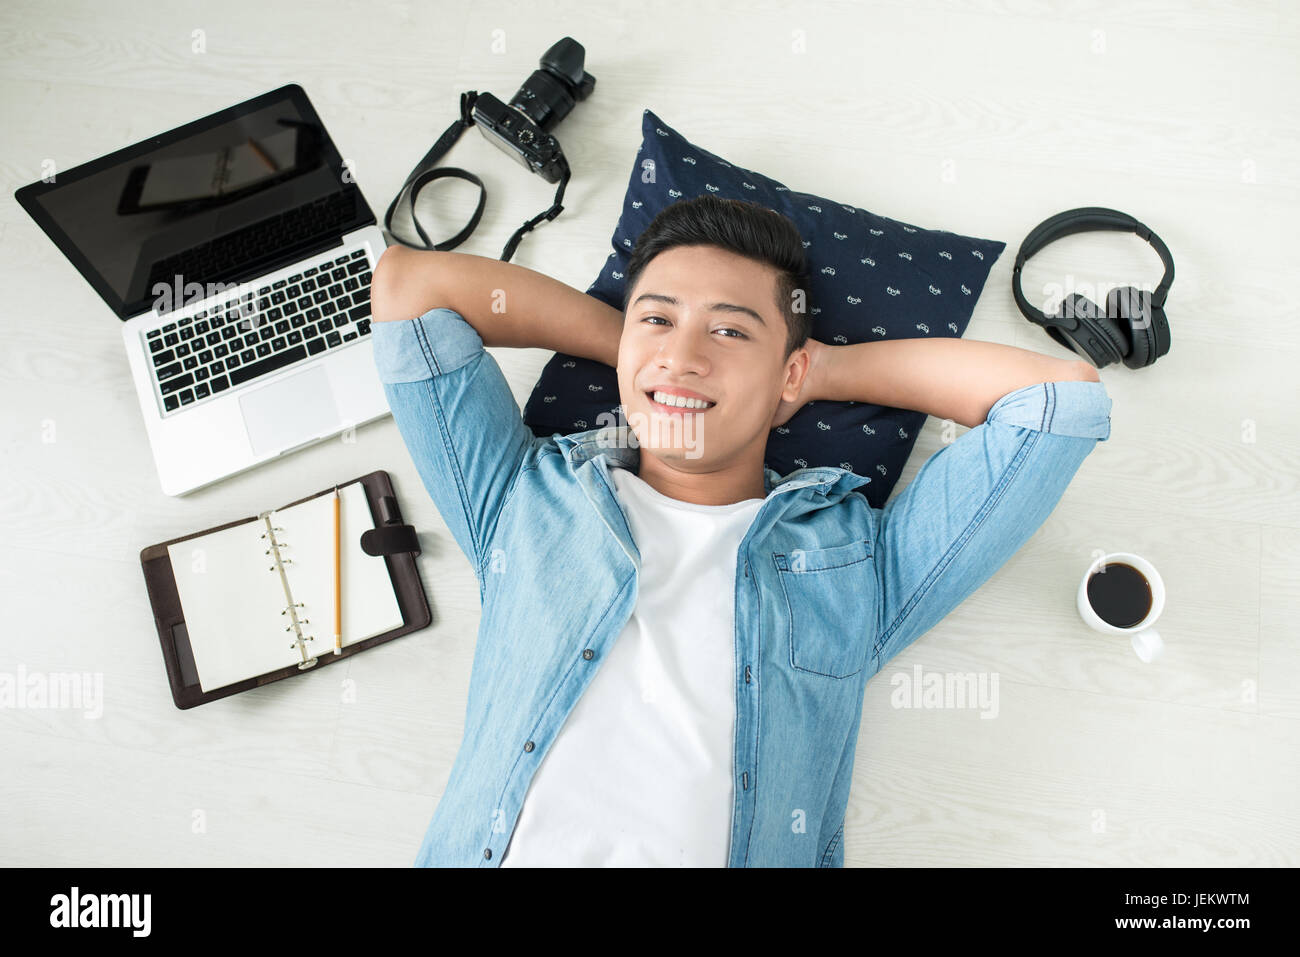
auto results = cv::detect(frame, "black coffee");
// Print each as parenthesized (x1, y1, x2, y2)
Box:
(1086, 562, 1152, 628)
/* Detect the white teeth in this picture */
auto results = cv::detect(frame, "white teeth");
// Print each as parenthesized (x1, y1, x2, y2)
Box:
(652, 390, 714, 410)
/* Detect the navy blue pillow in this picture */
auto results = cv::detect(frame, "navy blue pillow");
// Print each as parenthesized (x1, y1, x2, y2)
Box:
(522, 108, 1006, 509)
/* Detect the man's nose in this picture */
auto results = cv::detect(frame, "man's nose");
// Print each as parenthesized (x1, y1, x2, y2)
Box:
(655, 329, 711, 372)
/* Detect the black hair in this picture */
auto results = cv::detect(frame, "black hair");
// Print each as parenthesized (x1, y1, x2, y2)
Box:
(621, 194, 811, 359)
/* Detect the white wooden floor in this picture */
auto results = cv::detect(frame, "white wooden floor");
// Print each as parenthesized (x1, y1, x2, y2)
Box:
(2, 0, 1296, 867)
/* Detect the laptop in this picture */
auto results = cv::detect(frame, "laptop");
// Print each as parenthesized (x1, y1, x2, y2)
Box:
(14, 83, 392, 496)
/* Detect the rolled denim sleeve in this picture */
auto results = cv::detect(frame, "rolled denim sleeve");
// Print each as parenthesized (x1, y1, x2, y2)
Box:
(984, 378, 1112, 441)
(871, 379, 1112, 670)
(370, 307, 536, 596)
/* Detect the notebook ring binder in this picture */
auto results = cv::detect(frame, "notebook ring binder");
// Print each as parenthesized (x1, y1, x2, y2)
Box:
(261, 512, 315, 669)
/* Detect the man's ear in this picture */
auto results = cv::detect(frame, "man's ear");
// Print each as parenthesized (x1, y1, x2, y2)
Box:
(766, 347, 814, 431)
(783, 347, 812, 400)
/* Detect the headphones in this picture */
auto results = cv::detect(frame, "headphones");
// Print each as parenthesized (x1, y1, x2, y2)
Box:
(1012, 207, 1174, 369)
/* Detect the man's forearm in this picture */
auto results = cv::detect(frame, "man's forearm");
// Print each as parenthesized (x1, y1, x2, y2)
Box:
(815, 336, 1100, 429)
(373, 247, 623, 366)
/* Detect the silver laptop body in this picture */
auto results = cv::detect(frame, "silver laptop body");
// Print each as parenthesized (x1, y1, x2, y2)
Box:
(16, 84, 392, 496)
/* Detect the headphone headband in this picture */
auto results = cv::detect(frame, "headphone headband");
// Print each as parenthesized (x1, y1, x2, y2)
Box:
(1013, 206, 1175, 309)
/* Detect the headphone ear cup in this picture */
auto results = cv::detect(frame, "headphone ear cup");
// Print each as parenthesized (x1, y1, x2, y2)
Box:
(1107, 286, 1154, 368)
(1149, 302, 1172, 360)
(1055, 293, 1122, 366)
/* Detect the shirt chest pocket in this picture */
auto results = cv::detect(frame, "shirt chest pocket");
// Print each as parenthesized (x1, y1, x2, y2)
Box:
(773, 539, 877, 679)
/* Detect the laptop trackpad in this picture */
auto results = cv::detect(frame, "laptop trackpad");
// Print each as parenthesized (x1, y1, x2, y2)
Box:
(238, 364, 342, 458)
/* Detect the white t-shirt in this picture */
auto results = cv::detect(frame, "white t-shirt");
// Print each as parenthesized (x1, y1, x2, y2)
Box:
(498, 465, 765, 867)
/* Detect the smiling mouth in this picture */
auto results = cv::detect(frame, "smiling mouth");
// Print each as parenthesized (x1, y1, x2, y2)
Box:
(645, 390, 716, 413)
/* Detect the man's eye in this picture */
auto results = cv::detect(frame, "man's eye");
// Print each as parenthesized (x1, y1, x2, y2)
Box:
(640, 316, 746, 339)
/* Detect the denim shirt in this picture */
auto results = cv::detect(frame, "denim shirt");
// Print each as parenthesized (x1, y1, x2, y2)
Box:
(370, 307, 1113, 868)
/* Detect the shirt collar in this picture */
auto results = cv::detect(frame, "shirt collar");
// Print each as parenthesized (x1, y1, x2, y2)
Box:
(552, 423, 872, 501)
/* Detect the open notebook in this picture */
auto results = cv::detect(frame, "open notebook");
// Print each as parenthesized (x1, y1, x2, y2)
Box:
(166, 481, 405, 693)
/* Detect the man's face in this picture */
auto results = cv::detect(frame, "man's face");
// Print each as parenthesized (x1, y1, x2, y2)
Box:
(616, 244, 802, 471)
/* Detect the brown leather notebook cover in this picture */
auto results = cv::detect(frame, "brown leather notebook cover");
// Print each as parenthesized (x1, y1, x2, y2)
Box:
(139, 469, 431, 709)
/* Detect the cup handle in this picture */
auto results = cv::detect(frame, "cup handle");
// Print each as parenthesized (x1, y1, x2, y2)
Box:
(1130, 627, 1163, 663)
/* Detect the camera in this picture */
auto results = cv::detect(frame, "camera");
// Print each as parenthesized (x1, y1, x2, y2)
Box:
(472, 37, 595, 183)
(383, 36, 595, 260)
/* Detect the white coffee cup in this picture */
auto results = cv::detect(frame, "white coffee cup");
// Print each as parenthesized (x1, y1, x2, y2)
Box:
(1077, 552, 1165, 663)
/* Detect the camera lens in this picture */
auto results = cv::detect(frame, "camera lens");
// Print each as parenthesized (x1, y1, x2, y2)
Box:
(507, 37, 595, 134)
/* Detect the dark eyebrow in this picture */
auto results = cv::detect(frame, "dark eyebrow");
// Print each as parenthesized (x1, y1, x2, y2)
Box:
(630, 292, 767, 328)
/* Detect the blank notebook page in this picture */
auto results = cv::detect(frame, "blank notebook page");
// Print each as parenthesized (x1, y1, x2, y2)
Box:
(167, 482, 405, 693)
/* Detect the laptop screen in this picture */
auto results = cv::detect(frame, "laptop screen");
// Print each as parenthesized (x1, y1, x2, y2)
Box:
(14, 84, 374, 320)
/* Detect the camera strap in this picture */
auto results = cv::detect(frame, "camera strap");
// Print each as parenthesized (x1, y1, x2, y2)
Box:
(382, 91, 571, 263)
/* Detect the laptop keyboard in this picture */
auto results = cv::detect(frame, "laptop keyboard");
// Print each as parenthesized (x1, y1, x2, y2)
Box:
(143, 193, 356, 296)
(143, 248, 373, 415)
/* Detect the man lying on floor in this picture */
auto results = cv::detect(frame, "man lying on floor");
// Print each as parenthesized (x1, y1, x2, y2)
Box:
(368, 194, 1111, 868)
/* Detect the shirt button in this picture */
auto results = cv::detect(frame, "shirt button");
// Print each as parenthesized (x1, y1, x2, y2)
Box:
(524, 740, 535, 752)
(582, 649, 594, 660)
(483, 848, 492, 860)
